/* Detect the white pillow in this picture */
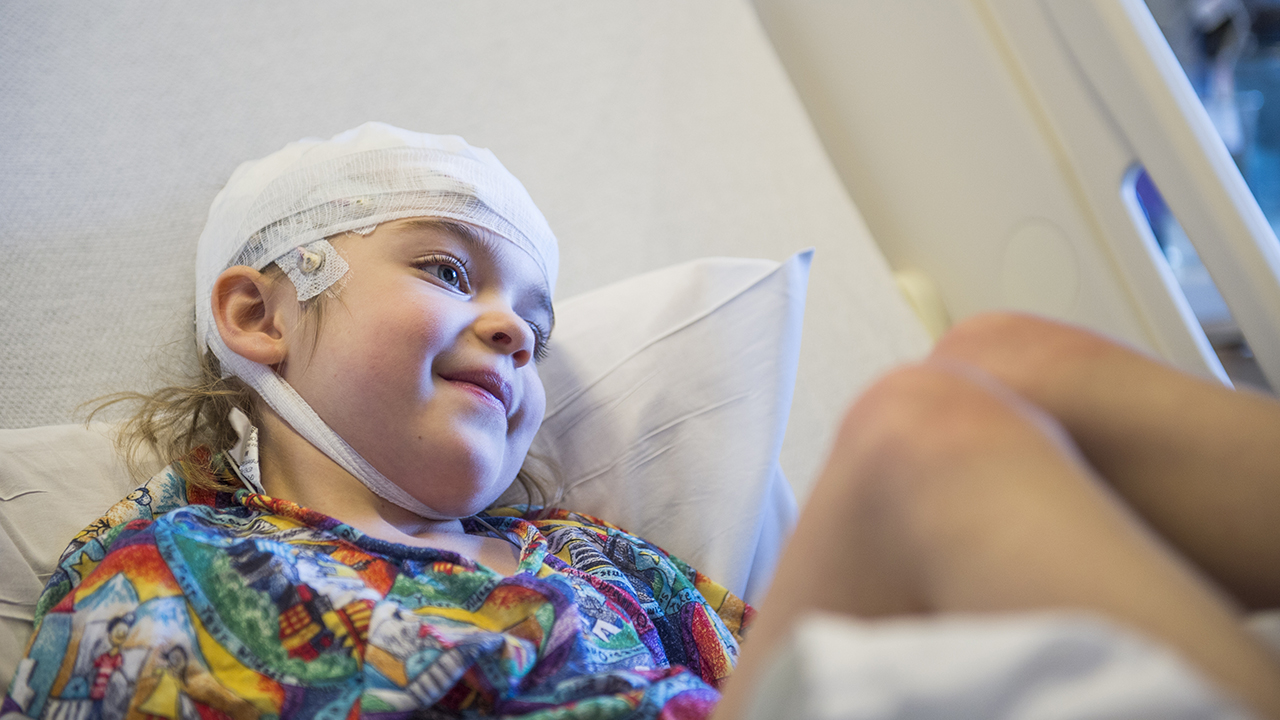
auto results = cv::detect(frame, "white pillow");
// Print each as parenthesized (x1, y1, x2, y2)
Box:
(0, 251, 809, 687)
(0, 423, 141, 686)
(509, 251, 810, 601)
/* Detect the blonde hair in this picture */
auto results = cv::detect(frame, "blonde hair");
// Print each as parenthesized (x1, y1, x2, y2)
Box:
(92, 352, 263, 492)
(96, 222, 558, 508)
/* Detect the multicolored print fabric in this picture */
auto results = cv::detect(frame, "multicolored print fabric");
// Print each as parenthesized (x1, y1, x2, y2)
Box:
(4, 450, 751, 719)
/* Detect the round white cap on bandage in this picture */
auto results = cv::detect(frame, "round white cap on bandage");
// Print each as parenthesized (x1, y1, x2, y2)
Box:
(194, 122, 559, 520)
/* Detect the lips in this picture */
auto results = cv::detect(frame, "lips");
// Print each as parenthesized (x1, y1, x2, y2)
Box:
(441, 368, 514, 414)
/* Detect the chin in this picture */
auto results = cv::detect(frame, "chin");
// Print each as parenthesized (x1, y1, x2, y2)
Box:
(385, 426, 528, 515)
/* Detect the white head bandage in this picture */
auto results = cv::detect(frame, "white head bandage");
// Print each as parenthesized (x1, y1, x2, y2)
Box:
(194, 122, 559, 520)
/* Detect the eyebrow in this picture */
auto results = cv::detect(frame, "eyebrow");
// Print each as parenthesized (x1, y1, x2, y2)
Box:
(395, 218, 556, 331)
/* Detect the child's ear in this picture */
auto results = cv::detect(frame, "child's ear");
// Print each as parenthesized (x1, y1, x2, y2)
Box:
(211, 266, 293, 365)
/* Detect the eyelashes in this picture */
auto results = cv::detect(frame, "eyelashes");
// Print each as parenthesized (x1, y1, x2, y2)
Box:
(417, 253, 471, 292)
(529, 323, 551, 364)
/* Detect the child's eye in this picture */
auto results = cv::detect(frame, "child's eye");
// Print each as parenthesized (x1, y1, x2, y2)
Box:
(434, 265, 461, 286)
(418, 254, 470, 291)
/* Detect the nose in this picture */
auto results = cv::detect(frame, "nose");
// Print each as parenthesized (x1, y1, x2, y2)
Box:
(476, 304, 536, 367)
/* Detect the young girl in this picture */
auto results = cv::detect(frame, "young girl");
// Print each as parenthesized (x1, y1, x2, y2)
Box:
(4, 123, 748, 719)
(8, 122, 1280, 720)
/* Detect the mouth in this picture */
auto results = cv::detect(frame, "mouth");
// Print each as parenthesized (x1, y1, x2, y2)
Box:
(441, 368, 513, 415)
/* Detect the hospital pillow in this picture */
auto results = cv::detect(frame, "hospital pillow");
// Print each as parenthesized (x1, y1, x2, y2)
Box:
(504, 250, 810, 602)
(0, 250, 810, 685)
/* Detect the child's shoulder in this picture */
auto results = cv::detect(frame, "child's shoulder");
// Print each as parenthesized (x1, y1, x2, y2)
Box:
(34, 451, 284, 628)
(484, 505, 754, 650)
(484, 505, 686, 576)
(487, 505, 631, 534)
(65, 448, 242, 553)
(486, 505, 672, 556)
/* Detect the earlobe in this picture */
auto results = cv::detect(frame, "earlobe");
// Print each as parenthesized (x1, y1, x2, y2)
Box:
(212, 267, 291, 365)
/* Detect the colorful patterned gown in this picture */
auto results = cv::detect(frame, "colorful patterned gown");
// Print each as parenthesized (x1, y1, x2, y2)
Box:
(3, 450, 751, 720)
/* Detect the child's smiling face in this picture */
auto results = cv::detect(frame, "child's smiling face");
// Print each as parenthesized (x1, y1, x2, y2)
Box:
(279, 218, 552, 517)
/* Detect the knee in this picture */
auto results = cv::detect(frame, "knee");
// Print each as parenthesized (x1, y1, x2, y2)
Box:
(930, 312, 1118, 397)
(822, 362, 1075, 541)
(933, 312, 1111, 366)
(832, 362, 1044, 488)
(836, 364, 971, 456)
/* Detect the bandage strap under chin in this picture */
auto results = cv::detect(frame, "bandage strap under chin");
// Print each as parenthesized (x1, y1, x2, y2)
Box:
(209, 333, 461, 521)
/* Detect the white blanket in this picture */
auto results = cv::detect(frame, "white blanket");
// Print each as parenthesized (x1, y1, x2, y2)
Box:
(748, 612, 1258, 720)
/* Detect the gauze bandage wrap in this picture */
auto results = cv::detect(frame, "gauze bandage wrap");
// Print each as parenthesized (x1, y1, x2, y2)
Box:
(194, 122, 559, 520)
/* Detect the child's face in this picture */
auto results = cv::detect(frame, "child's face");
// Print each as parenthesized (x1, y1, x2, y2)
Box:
(280, 218, 552, 517)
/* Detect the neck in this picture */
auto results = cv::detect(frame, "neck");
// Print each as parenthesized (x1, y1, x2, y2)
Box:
(254, 408, 466, 540)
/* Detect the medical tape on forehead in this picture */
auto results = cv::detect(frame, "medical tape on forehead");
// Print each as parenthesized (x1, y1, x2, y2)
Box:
(196, 146, 558, 353)
(231, 147, 555, 288)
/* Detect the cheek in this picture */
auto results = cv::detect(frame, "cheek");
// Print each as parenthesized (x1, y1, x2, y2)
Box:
(356, 309, 450, 386)
(517, 372, 548, 437)
(531, 379, 548, 425)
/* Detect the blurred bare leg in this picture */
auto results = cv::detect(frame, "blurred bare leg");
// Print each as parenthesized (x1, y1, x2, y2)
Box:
(931, 312, 1280, 608)
(714, 362, 1280, 720)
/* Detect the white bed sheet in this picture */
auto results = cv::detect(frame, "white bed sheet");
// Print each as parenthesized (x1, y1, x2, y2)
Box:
(748, 612, 1258, 720)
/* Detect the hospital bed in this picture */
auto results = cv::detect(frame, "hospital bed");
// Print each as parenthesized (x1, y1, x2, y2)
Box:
(0, 0, 1275, 716)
